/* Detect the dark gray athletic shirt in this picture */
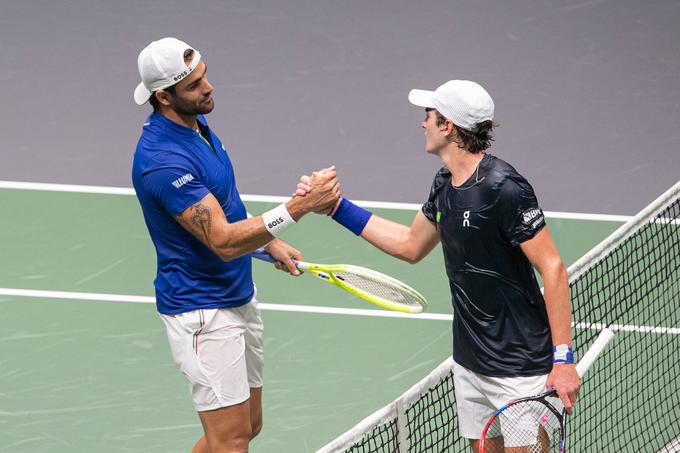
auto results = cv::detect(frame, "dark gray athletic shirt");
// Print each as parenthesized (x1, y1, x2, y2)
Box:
(422, 153, 551, 377)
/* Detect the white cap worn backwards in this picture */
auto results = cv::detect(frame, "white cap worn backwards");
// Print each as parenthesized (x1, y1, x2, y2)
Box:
(408, 80, 494, 131)
(133, 37, 202, 105)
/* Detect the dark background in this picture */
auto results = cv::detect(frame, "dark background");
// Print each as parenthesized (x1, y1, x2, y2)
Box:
(1, 0, 679, 215)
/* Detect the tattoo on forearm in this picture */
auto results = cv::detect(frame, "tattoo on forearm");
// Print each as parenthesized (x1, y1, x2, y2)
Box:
(191, 203, 212, 242)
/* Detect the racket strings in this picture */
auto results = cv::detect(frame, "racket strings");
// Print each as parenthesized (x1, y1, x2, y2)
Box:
(483, 400, 563, 453)
(333, 271, 423, 309)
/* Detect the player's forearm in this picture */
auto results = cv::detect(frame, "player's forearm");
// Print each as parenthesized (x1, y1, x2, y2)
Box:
(542, 261, 573, 346)
(208, 216, 276, 261)
(176, 199, 276, 261)
(361, 216, 422, 263)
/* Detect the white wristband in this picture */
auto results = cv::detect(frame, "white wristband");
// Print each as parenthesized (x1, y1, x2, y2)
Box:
(262, 203, 295, 237)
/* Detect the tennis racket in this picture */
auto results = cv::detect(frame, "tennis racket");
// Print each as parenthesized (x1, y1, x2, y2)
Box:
(479, 328, 616, 453)
(251, 249, 427, 314)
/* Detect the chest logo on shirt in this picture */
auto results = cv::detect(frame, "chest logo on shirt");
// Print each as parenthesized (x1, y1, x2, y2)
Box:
(436, 211, 442, 223)
(172, 173, 195, 189)
(463, 210, 471, 227)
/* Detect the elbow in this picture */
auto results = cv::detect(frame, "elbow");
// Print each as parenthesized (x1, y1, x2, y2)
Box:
(546, 260, 568, 282)
(404, 254, 422, 265)
(215, 249, 236, 262)
(558, 262, 568, 279)
(401, 249, 425, 265)
(212, 243, 241, 262)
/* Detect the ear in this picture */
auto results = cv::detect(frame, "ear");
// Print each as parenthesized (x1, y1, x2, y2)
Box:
(443, 119, 455, 136)
(155, 90, 172, 107)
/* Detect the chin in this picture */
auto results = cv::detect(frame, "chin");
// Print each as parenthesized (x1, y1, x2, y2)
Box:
(197, 100, 215, 115)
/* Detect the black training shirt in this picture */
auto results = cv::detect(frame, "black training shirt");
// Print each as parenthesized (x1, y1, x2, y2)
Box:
(422, 154, 551, 377)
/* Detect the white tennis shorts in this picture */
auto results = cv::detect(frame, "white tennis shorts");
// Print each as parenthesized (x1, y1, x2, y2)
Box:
(453, 360, 548, 441)
(160, 297, 264, 412)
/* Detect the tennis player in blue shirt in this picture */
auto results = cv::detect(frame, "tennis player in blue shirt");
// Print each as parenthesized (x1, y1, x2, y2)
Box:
(131, 37, 340, 453)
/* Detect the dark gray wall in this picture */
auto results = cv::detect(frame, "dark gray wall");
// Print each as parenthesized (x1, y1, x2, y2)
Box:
(1, 0, 679, 214)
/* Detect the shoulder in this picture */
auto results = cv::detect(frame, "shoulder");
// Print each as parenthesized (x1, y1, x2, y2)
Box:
(482, 154, 536, 199)
(135, 138, 198, 176)
(421, 167, 451, 223)
(430, 166, 451, 194)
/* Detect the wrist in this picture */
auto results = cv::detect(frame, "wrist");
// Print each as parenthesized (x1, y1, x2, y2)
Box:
(331, 198, 373, 236)
(553, 344, 574, 364)
(285, 198, 307, 221)
(262, 204, 296, 237)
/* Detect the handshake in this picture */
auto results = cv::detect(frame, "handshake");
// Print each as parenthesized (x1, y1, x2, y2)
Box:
(285, 166, 341, 220)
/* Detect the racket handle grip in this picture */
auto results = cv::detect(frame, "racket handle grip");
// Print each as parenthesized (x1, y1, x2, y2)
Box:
(575, 328, 615, 378)
(251, 248, 301, 268)
(252, 248, 276, 263)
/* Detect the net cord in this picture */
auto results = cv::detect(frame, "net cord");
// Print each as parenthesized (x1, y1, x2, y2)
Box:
(567, 181, 680, 283)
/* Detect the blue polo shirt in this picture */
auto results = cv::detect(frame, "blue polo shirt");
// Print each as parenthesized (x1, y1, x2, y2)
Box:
(132, 113, 254, 315)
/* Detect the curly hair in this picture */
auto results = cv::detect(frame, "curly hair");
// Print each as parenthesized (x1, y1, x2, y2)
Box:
(433, 109, 496, 154)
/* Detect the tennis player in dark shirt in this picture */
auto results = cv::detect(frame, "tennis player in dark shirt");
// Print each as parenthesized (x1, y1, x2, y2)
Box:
(296, 80, 580, 451)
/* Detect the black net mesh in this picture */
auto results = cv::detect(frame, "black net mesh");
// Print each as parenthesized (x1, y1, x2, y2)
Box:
(344, 420, 400, 453)
(323, 190, 680, 453)
(567, 199, 680, 452)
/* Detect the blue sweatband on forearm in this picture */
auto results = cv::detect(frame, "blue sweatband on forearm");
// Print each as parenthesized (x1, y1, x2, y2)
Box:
(331, 198, 373, 236)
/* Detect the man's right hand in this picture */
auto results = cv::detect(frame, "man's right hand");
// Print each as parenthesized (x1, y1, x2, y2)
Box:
(286, 166, 341, 219)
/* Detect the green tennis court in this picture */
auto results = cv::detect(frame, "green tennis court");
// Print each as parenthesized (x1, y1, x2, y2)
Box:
(0, 185, 665, 452)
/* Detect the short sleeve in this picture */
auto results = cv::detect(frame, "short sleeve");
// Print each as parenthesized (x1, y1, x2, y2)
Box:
(421, 167, 451, 224)
(142, 165, 210, 216)
(497, 177, 546, 245)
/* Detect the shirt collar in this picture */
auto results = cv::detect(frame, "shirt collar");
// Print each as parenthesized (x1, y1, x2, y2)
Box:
(150, 112, 204, 137)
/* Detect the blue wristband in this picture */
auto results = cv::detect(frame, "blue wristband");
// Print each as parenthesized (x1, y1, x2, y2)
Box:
(553, 344, 574, 364)
(332, 198, 373, 236)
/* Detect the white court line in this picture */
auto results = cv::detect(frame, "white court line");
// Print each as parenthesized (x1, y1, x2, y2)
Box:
(0, 287, 450, 321)
(0, 180, 633, 222)
(1, 287, 678, 334)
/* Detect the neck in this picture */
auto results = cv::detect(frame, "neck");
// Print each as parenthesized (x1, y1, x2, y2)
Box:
(158, 106, 198, 130)
(439, 144, 485, 187)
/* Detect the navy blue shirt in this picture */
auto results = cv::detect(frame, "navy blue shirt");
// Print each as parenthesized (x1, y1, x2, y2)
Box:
(422, 154, 551, 377)
(132, 113, 254, 315)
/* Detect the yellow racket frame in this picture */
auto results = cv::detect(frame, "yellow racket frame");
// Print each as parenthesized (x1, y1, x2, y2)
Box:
(295, 261, 427, 314)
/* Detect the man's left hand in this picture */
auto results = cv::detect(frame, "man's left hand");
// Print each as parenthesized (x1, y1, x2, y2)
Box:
(546, 363, 581, 415)
(264, 239, 303, 276)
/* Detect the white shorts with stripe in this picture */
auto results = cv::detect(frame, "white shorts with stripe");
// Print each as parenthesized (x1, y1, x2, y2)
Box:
(453, 360, 549, 440)
(160, 297, 264, 412)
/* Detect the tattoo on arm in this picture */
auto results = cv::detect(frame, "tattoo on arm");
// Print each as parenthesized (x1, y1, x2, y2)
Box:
(190, 202, 212, 243)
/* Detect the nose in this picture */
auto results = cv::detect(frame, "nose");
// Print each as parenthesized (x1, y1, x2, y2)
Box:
(421, 120, 426, 129)
(204, 78, 213, 94)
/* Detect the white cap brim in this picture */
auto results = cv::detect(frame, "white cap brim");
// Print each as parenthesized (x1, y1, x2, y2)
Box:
(134, 82, 152, 105)
(408, 89, 436, 108)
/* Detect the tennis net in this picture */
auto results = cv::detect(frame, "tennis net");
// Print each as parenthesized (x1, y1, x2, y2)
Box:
(318, 181, 680, 453)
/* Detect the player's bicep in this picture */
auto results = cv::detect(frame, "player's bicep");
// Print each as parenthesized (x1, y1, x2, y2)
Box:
(519, 227, 563, 276)
(175, 192, 230, 250)
(407, 211, 440, 261)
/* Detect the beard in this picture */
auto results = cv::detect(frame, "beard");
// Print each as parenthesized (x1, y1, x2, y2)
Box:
(172, 94, 215, 116)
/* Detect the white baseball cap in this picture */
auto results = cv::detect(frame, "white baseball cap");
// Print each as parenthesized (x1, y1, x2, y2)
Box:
(408, 80, 494, 131)
(133, 37, 202, 105)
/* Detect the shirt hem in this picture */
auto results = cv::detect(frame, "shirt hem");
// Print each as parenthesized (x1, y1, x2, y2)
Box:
(156, 288, 256, 315)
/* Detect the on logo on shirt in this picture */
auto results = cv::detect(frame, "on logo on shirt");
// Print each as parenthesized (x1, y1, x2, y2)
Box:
(172, 173, 194, 189)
